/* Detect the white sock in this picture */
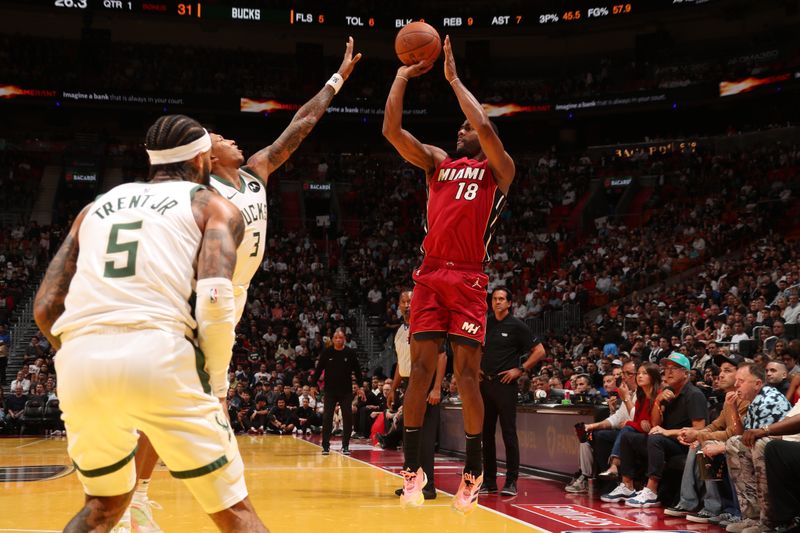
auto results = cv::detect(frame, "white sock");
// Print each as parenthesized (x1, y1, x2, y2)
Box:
(134, 478, 150, 501)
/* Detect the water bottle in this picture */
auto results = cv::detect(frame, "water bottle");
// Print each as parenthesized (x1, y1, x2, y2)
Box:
(562, 390, 572, 406)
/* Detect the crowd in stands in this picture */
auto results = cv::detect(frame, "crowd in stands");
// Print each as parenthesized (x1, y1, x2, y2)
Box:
(340, 137, 799, 334)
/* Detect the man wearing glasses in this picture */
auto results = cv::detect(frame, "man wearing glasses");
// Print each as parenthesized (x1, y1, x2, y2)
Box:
(615, 353, 708, 507)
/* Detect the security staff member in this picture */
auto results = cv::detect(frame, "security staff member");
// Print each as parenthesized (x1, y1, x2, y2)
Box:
(480, 288, 545, 496)
(388, 289, 446, 500)
(317, 328, 361, 455)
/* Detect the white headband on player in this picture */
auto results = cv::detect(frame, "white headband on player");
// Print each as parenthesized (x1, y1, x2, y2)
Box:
(146, 129, 212, 165)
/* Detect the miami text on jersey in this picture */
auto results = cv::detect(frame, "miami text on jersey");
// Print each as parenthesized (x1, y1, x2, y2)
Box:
(436, 167, 486, 182)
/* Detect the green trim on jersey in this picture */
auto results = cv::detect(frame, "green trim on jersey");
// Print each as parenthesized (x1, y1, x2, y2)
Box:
(193, 344, 212, 395)
(170, 455, 229, 479)
(189, 184, 206, 201)
(210, 173, 245, 194)
(240, 165, 267, 186)
(74, 446, 138, 478)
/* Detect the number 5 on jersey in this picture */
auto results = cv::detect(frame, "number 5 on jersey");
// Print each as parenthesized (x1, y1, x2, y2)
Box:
(104, 221, 142, 278)
(455, 182, 479, 201)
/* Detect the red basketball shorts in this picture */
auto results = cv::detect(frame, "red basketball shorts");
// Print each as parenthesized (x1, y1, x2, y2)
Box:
(409, 257, 489, 346)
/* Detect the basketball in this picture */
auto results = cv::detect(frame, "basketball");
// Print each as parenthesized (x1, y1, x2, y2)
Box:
(394, 21, 441, 66)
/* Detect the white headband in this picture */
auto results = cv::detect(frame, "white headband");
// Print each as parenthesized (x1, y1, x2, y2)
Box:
(146, 129, 212, 165)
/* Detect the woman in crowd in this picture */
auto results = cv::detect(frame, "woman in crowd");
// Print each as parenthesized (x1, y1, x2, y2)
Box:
(599, 362, 662, 479)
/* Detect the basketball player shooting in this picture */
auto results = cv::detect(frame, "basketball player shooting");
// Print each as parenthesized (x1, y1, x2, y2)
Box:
(382, 35, 515, 513)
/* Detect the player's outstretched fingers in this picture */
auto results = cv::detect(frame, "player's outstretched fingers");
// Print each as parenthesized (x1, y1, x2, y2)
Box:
(339, 36, 362, 79)
(443, 35, 458, 82)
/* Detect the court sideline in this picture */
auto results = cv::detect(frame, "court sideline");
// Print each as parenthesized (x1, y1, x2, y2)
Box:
(0, 436, 545, 532)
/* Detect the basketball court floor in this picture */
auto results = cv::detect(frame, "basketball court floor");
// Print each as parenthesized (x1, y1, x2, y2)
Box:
(1, 434, 723, 533)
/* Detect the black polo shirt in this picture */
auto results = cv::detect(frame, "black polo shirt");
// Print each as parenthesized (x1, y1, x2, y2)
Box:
(315, 347, 361, 396)
(481, 313, 539, 376)
(662, 381, 709, 429)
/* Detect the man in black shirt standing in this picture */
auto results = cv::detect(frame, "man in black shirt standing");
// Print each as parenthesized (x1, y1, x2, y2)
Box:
(480, 288, 546, 496)
(316, 328, 361, 455)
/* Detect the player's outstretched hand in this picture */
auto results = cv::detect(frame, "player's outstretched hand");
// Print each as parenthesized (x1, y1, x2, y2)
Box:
(398, 59, 434, 79)
(337, 36, 362, 81)
(443, 35, 458, 83)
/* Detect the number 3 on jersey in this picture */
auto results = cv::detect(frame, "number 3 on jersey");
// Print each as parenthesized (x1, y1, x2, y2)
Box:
(251, 231, 261, 257)
(104, 221, 142, 278)
(455, 182, 479, 201)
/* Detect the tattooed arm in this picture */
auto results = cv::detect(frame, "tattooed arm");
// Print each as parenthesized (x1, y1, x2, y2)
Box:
(247, 37, 362, 178)
(194, 190, 244, 280)
(33, 205, 91, 351)
(194, 190, 245, 399)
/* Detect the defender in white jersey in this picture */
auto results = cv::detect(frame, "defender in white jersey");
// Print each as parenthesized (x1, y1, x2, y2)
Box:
(209, 166, 266, 321)
(119, 38, 362, 533)
(210, 35, 360, 322)
(34, 115, 269, 533)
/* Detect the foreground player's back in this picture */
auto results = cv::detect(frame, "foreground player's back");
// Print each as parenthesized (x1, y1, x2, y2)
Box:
(52, 180, 204, 338)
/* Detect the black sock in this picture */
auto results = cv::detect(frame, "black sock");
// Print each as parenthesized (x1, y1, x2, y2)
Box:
(403, 426, 422, 472)
(465, 432, 482, 476)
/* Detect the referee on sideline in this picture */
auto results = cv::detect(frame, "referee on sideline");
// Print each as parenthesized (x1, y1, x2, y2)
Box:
(480, 288, 545, 496)
(389, 289, 446, 500)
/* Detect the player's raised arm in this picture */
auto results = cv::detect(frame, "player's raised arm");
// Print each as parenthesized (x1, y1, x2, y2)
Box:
(33, 204, 91, 351)
(443, 35, 515, 194)
(247, 37, 362, 179)
(382, 61, 447, 178)
(193, 190, 245, 400)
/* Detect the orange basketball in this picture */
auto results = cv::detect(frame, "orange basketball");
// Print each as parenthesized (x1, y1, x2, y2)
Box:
(394, 21, 441, 66)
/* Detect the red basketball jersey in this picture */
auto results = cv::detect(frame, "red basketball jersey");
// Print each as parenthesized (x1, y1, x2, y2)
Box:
(421, 156, 507, 263)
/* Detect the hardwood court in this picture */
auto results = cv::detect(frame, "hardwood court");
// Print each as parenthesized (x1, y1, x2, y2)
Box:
(0, 436, 542, 533)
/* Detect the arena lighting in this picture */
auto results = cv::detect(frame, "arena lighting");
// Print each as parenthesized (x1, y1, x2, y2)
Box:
(0, 85, 25, 98)
(0, 85, 57, 99)
(483, 103, 551, 116)
(240, 98, 301, 113)
(719, 73, 792, 97)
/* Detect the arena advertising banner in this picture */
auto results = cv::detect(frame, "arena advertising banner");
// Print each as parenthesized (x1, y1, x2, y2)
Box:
(240, 97, 430, 116)
(240, 98, 552, 117)
(239, 91, 704, 117)
(0, 85, 57, 99)
(0, 84, 236, 111)
(242, 83, 714, 116)
(719, 72, 797, 97)
(588, 139, 699, 159)
(0, 79, 756, 117)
